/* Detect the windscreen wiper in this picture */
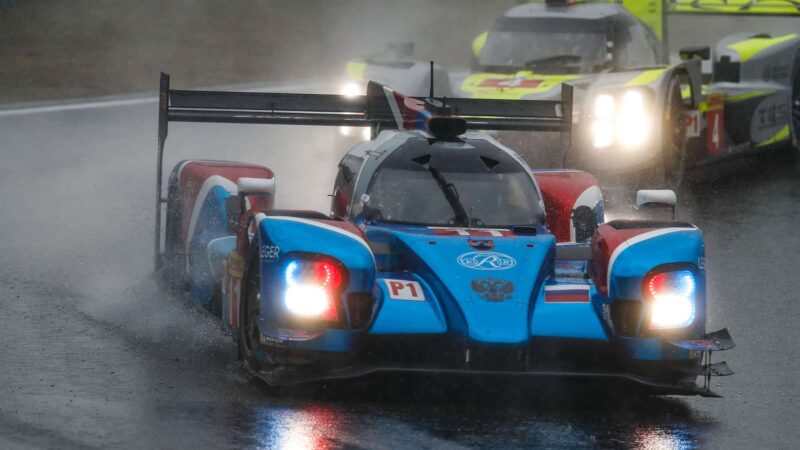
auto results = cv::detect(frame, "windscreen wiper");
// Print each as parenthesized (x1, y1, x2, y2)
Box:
(524, 54, 582, 68)
(428, 166, 469, 227)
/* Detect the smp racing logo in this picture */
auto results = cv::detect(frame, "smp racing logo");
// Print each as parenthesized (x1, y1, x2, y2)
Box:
(457, 251, 516, 270)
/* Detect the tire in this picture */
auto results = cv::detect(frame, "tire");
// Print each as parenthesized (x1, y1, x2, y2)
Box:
(766, 51, 800, 164)
(632, 76, 687, 193)
(208, 285, 223, 318)
(661, 76, 689, 192)
(238, 249, 263, 372)
(790, 52, 800, 153)
(162, 179, 186, 291)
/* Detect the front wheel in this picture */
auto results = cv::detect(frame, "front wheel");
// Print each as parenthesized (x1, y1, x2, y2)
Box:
(238, 251, 263, 372)
(790, 51, 800, 153)
(661, 76, 689, 192)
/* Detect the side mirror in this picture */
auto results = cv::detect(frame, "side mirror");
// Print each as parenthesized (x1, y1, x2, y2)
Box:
(680, 46, 711, 61)
(472, 31, 489, 58)
(636, 189, 677, 220)
(237, 177, 275, 196)
(363, 205, 383, 221)
(235, 177, 276, 224)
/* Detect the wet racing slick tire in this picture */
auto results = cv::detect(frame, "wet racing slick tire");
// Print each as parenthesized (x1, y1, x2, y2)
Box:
(653, 76, 689, 192)
(766, 50, 800, 164)
(631, 76, 687, 193)
(789, 50, 800, 155)
(239, 249, 264, 372)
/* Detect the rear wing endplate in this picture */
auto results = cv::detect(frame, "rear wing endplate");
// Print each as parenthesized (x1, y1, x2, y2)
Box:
(154, 73, 573, 270)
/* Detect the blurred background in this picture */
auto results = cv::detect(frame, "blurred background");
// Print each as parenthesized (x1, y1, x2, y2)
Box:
(3, 0, 795, 104)
(1, 0, 516, 103)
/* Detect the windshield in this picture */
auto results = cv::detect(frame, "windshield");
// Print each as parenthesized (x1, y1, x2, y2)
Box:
(479, 17, 657, 73)
(365, 138, 543, 228)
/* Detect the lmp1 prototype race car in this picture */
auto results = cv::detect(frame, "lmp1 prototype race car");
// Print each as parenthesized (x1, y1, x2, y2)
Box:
(342, 0, 800, 188)
(154, 72, 734, 396)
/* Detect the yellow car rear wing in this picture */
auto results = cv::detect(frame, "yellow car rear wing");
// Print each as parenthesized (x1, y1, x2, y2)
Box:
(529, 1, 799, 50)
(666, 0, 800, 16)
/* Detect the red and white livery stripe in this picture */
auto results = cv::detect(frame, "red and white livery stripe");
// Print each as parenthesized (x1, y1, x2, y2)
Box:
(605, 227, 689, 289)
(428, 227, 514, 237)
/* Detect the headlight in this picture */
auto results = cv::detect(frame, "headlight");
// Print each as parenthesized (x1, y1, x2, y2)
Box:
(644, 269, 696, 329)
(339, 82, 361, 98)
(590, 89, 652, 150)
(338, 83, 371, 140)
(283, 258, 344, 321)
(617, 90, 651, 149)
(591, 94, 616, 148)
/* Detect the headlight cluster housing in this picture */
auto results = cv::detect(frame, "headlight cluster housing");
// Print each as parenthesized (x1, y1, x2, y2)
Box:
(589, 88, 654, 150)
(642, 265, 699, 332)
(280, 253, 349, 325)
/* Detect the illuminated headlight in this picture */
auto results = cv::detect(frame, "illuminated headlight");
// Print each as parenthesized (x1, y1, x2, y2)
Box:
(617, 90, 651, 149)
(645, 270, 696, 329)
(339, 82, 361, 98)
(283, 258, 343, 321)
(591, 94, 616, 149)
(284, 285, 333, 318)
(338, 83, 371, 140)
(590, 89, 652, 150)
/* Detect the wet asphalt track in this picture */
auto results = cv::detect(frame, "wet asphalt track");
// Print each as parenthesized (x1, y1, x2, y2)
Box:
(1, 92, 799, 449)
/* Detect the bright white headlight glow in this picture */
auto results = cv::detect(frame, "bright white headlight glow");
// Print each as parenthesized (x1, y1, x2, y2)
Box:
(648, 271, 696, 329)
(591, 120, 615, 148)
(282, 259, 341, 321)
(340, 82, 361, 98)
(617, 89, 651, 150)
(338, 83, 362, 136)
(594, 94, 615, 119)
(284, 285, 331, 318)
(590, 90, 652, 150)
(337, 83, 369, 141)
(591, 94, 615, 148)
(650, 294, 695, 329)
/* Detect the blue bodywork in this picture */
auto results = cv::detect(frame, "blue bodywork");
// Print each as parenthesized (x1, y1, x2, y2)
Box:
(174, 130, 726, 394)
(182, 178, 710, 390)
(252, 218, 705, 359)
(180, 174, 706, 392)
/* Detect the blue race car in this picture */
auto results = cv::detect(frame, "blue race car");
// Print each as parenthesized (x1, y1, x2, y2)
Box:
(154, 73, 734, 396)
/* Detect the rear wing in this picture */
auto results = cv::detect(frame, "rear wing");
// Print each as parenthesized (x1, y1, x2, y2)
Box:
(667, 0, 800, 16)
(540, 1, 800, 59)
(154, 73, 573, 270)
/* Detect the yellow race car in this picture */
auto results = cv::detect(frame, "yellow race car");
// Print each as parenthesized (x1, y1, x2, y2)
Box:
(343, 0, 800, 189)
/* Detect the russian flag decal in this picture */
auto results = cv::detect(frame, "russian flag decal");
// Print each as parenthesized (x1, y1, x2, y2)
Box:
(545, 284, 590, 303)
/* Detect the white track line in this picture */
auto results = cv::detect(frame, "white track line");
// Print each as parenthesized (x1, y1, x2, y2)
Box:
(0, 81, 327, 117)
(0, 97, 157, 117)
